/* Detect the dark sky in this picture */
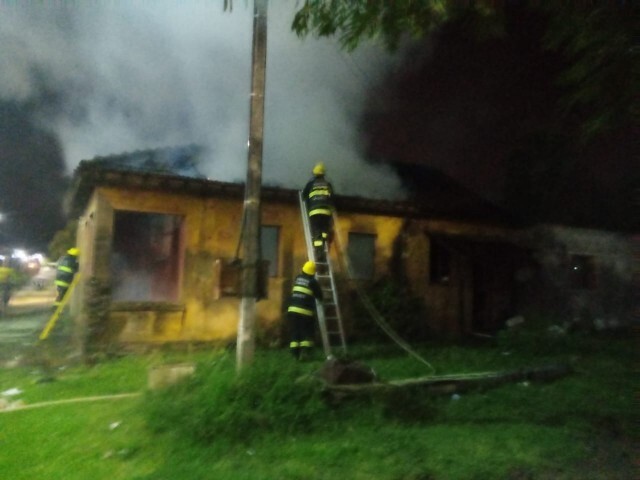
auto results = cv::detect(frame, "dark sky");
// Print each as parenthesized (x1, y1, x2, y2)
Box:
(363, 8, 560, 199)
(361, 6, 639, 231)
(0, 102, 67, 250)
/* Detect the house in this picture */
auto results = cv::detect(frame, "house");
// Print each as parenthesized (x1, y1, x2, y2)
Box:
(64, 146, 546, 351)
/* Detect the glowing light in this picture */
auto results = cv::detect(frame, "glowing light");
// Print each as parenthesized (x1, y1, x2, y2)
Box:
(12, 249, 27, 261)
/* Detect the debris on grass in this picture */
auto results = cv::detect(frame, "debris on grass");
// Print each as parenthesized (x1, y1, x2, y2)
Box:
(1, 387, 22, 396)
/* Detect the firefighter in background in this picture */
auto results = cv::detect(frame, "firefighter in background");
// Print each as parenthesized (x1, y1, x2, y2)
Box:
(0, 264, 15, 316)
(55, 247, 79, 307)
(287, 261, 323, 360)
(302, 162, 334, 262)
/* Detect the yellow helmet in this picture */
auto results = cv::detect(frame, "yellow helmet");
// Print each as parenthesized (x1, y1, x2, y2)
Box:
(67, 247, 80, 256)
(302, 261, 316, 276)
(312, 162, 325, 176)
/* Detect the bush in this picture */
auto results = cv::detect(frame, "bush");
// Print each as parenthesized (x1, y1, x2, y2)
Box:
(350, 277, 431, 342)
(145, 352, 337, 445)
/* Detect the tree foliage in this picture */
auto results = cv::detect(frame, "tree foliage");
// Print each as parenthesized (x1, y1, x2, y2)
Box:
(292, 1, 638, 138)
(541, 3, 639, 138)
(292, 0, 500, 51)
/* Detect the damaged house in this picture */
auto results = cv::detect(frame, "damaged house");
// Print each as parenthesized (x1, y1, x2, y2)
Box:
(65, 146, 634, 351)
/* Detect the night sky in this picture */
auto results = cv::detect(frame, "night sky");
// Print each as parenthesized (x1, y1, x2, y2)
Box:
(0, 3, 637, 251)
(362, 6, 638, 231)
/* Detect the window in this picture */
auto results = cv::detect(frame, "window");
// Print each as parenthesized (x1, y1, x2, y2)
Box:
(569, 254, 596, 290)
(429, 239, 451, 284)
(111, 211, 183, 301)
(261, 225, 280, 277)
(347, 233, 376, 279)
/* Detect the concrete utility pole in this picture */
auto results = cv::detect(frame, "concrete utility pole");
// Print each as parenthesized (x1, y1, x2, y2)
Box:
(237, 0, 268, 373)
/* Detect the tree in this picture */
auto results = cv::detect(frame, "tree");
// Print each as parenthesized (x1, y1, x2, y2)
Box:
(292, 0, 499, 51)
(541, 4, 639, 138)
(48, 219, 78, 261)
(292, 1, 639, 138)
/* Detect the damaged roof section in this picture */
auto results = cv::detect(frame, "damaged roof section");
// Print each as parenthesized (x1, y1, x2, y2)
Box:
(68, 145, 516, 225)
(87, 144, 206, 178)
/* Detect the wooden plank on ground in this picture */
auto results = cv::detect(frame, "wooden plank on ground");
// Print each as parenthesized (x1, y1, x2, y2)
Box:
(324, 363, 572, 397)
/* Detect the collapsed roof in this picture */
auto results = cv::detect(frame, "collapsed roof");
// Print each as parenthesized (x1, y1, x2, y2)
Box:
(68, 145, 516, 225)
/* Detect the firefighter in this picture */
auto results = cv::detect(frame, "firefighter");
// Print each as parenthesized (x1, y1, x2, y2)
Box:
(287, 260, 323, 360)
(54, 247, 79, 307)
(302, 162, 334, 262)
(0, 264, 15, 316)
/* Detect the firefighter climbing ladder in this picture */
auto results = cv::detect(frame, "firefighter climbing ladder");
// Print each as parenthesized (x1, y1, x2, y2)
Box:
(298, 191, 347, 359)
(300, 191, 436, 374)
(39, 274, 80, 341)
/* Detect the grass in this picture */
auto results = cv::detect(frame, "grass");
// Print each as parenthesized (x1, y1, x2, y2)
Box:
(0, 328, 636, 480)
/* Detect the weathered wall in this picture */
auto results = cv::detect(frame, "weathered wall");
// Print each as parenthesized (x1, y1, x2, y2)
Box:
(390, 218, 516, 335)
(520, 225, 636, 327)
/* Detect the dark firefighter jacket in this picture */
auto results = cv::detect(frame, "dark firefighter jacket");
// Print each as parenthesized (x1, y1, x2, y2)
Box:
(303, 175, 334, 217)
(55, 254, 79, 288)
(287, 272, 323, 317)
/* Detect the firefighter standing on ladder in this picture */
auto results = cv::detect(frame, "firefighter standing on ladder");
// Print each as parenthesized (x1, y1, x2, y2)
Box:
(287, 261, 323, 360)
(54, 247, 79, 307)
(303, 162, 334, 262)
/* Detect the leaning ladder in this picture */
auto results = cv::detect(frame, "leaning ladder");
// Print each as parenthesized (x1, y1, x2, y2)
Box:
(298, 191, 347, 358)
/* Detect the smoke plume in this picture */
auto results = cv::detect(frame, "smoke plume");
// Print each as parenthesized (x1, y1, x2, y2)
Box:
(0, 1, 404, 199)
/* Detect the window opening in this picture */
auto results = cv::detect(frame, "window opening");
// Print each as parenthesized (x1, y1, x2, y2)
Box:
(569, 254, 596, 290)
(348, 233, 376, 279)
(111, 211, 183, 301)
(261, 225, 280, 277)
(430, 239, 451, 284)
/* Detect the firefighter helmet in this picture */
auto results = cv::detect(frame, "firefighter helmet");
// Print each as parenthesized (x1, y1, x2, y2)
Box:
(67, 247, 80, 256)
(302, 261, 316, 275)
(312, 162, 325, 176)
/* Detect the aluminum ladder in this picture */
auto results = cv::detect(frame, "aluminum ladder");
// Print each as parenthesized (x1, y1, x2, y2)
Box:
(298, 191, 347, 358)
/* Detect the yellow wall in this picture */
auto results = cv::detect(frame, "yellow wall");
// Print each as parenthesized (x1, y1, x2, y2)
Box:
(77, 186, 514, 346)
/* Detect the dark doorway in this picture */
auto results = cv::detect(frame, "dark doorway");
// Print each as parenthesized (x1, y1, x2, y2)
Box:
(111, 211, 184, 302)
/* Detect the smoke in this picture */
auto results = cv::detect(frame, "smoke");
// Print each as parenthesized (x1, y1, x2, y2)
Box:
(0, 1, 404, 199)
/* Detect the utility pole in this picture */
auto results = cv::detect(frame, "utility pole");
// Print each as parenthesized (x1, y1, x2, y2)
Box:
(237, 0, 268, 373)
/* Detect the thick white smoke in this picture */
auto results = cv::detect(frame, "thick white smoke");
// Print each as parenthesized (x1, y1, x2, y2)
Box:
(0, 1, 404, 199)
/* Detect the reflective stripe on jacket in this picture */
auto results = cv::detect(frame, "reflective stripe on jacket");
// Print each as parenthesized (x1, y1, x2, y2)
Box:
(287, 273, 322, 316)
(56, 254, 78, 287)
(303, 176, 334, 217)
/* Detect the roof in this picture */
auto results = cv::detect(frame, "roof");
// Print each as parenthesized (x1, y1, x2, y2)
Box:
(85, 144, 206, 178)
(67, 146, 517, 225)
(390, 162, 515, 224)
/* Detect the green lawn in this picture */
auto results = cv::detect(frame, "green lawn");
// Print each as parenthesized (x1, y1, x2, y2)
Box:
(0, 330, 635, 480)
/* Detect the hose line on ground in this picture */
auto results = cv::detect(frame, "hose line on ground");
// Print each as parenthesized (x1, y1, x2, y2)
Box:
(332, 212, 436, 376)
